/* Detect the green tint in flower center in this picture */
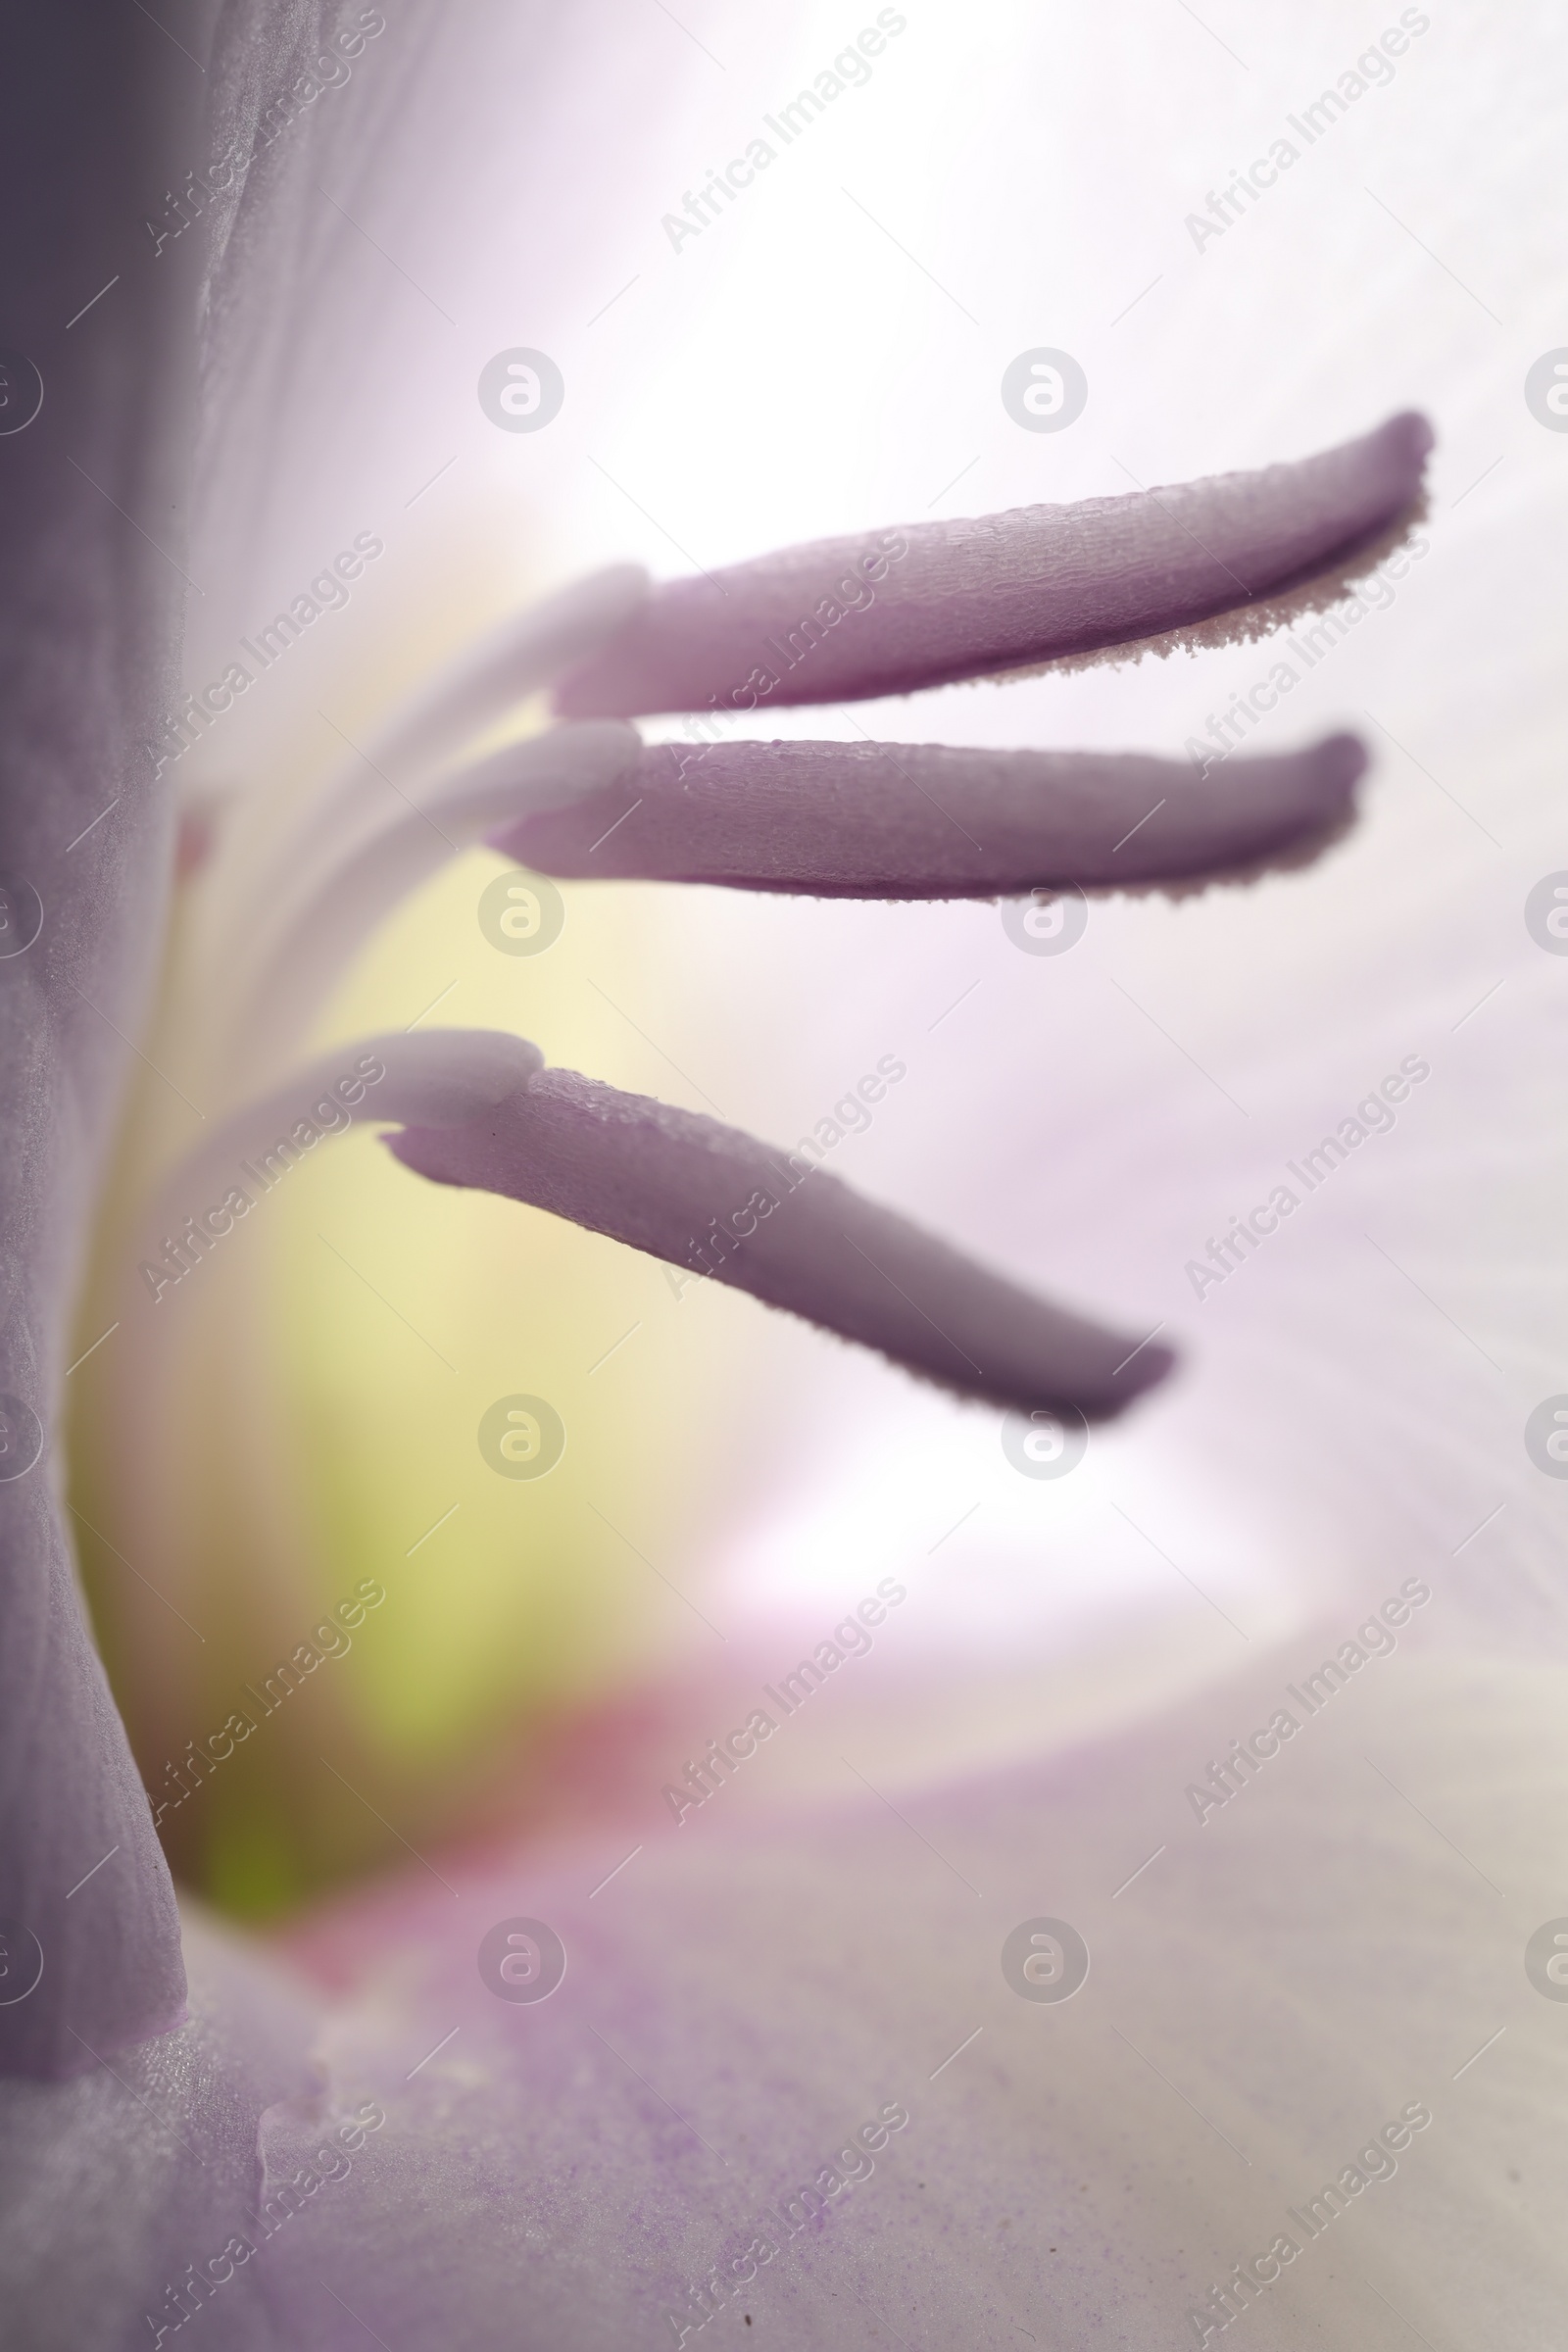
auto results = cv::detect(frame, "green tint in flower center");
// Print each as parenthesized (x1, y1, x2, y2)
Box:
(74, 852, 732, 1917)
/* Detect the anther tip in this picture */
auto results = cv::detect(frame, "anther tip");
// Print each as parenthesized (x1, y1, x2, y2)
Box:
(1318, 731, 1370, 796)
(1106, 1337, 1179, 1411)
(1386, 408, 1436, 466)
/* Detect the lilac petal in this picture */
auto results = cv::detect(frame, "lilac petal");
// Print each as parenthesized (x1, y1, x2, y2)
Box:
(553, 413, 1432, 717)
(494, 732, 1367, 899)
(0, 1908, 329, 2344)
(386, 1067, 1173, 1418)
(272, 1651, 1568, 2350)
(0, 15, 209, 2075)
(11, 1648, 1558, 2348)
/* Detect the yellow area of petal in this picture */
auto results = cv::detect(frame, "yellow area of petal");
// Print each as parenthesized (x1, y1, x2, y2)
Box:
(76, 844, 746, 1918)
(65, 523, 764, 1919)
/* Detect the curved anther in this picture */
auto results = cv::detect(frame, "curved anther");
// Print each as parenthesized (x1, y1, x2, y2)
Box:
(554, 414, 1431, 717)
(494, 733, 1368, 899)
(386, 1065, 1176, 1420)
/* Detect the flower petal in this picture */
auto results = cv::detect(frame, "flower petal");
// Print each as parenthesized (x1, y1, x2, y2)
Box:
(494, 732, 1367, 899)
(13, 1646, 1559, 2349)
(0, 1906, 327, 2341)
(0, 8, 208, 2077)
(553, 414, 1432, 718)
(385, 1066, 1174, 1418)
(290, 1650, 1568, 2350)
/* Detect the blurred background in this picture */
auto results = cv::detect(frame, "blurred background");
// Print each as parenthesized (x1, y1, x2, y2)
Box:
(65, 0, 1568, 1919)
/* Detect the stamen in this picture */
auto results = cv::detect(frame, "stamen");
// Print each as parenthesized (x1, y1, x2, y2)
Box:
(343, 564, 649, 787)
(385, 1065, 1176, 1419)
(247, 565, 649, 902)
(121, 1032, 544, 1327)
(553, 414, 1432, 716)
(222, 725, 639, 1076)
(96, 1036, 548, 1730)
(494, 733, 1367, 898)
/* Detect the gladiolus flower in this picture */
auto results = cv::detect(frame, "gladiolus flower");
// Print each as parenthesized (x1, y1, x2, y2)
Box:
(2, 10, 1562, 2352)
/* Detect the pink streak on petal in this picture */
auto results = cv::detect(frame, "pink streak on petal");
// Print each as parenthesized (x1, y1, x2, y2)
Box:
(494, 733, 1367, 899)
(553, 414, 1433, 717)
(384, 1071, 1174, 1419)
(7, 1656, 1562, 2346)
